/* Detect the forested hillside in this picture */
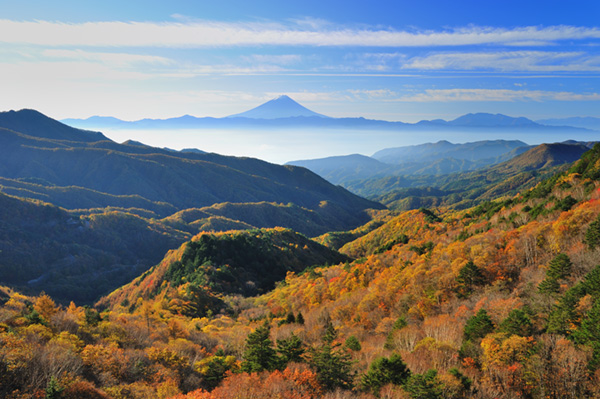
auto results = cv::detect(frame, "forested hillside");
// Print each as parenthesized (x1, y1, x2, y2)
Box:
(357, 142, 590, 210)
(0, 111, 380, 218)
(288, 140, 530, 185)
(1, 144, 599, 398)
(0, 192, 187, 303)
(0, 110, 383, 303)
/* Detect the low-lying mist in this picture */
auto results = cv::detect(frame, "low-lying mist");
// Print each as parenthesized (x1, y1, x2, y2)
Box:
(100, 127, 597, 164)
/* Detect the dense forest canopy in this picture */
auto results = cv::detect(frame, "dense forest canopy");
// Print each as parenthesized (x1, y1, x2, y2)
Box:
(1, 143, 600, 398)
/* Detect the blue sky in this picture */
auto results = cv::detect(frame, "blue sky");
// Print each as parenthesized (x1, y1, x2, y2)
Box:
(0, 0, 599, 122)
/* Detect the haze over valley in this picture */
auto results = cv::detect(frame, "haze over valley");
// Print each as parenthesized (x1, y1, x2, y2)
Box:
(62, 95, 599, 164)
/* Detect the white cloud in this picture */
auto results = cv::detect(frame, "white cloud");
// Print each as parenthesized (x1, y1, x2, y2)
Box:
(242, 54, 302, 65)
(402, 51, 600, 72)
(348, 89, 398, 99)
(0, 60, 154, 83)
(397, 89, 600, 102)
(0, 19, 599, 48)
(42, 49, 173, 67)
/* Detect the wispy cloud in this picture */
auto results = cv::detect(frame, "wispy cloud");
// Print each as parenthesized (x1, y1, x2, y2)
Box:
(42, 49, 173, 67)
(0, 60, 155, 82)
(242, 54, 302, 65)
(0, 19, 599, 48)
(402, 51, 600, 72)
(348, 89, 398, 99)
(397, 89, 600, 102)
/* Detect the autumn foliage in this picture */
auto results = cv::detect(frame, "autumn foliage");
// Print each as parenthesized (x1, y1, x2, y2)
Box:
(1, 144, 600, 398)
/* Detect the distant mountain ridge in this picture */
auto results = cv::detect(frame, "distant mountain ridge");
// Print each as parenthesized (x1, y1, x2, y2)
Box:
(0, 109, 382, 221)
(60, 97, 593, 133)
(537, 116, 600, 131)
(1, 109, 108, 142)
(447, 113, 539, 127)
(288, 140, 531, 185)
(372, 139, 528, 164)
(349, 142, 593, 211)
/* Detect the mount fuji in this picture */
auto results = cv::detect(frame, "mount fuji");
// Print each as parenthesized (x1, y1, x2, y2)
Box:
(61, 95, 592, 135)
(227, 95, 329, 119)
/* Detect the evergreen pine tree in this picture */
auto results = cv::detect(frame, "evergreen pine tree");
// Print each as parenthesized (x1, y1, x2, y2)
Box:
(344, 335, 362, 351)
(538, 276, 560, 294)
(276, 333, 305, 364)
(463, 309, 495, 342)
(323, 316, 337, 344)
(309, 342, 354, 391)
(404, 369, 443, 399)
(571, 300, 600, 369)
(546, 283, 585, 335)
(546, 253, 572, 280)
(285, 311, 296, 324)
(309, 317, 354, 391)
(384, 316, 408, 350)
(455, 261, 486, 298)
(361, 353, 410, 395)
(585, 215, 600, 250)
(538, 254, 573, 295)
(241, 322, 279, 372)
(499, 308, 533, 336)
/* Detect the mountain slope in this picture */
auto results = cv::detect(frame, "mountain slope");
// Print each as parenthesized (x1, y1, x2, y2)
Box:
(372, 139, 528, 164)
(287, 154, 392, 184)
(227, 95, 329, 119)
(0, 192, 188, 303)
(0, 110, 382, 222)
(99, 228, 349, 314)
(350, 142, 591, 210)
(491, 142, 591, 172)
(0, 109, 383, 303)
(111, 143, 600, 397)
(3, 147, 600, 398)
(0, 109, 108, 142)
(287, 140, 531, 186)
(161, 201, 378, 237)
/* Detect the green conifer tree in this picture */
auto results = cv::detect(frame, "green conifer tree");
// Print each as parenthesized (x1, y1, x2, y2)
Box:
(463, 309, 495, 342)
(276, 333, 305, 364)
(241, 322, 278, 372)
(585, 215, 600, 250)
(344, 335, 362, 352)
(361, 353, 410, 395)
(309, 318, 354, 391)
(455, 261, 486, 298)
(45, 376, 64, 399)
(499, 308, 533, 336)
(404, 369, 443, 399)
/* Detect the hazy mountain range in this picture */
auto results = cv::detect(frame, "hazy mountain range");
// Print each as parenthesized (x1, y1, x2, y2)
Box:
(537, 116, 600, 131)
(0, 109, 379, 216)
(289, 139, 595, 211)
(287, 140, 532, 185)
(61, 95, 597, 132)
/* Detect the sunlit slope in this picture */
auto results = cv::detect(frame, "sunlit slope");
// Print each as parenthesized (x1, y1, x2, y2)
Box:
(99, 228, 350, 315)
